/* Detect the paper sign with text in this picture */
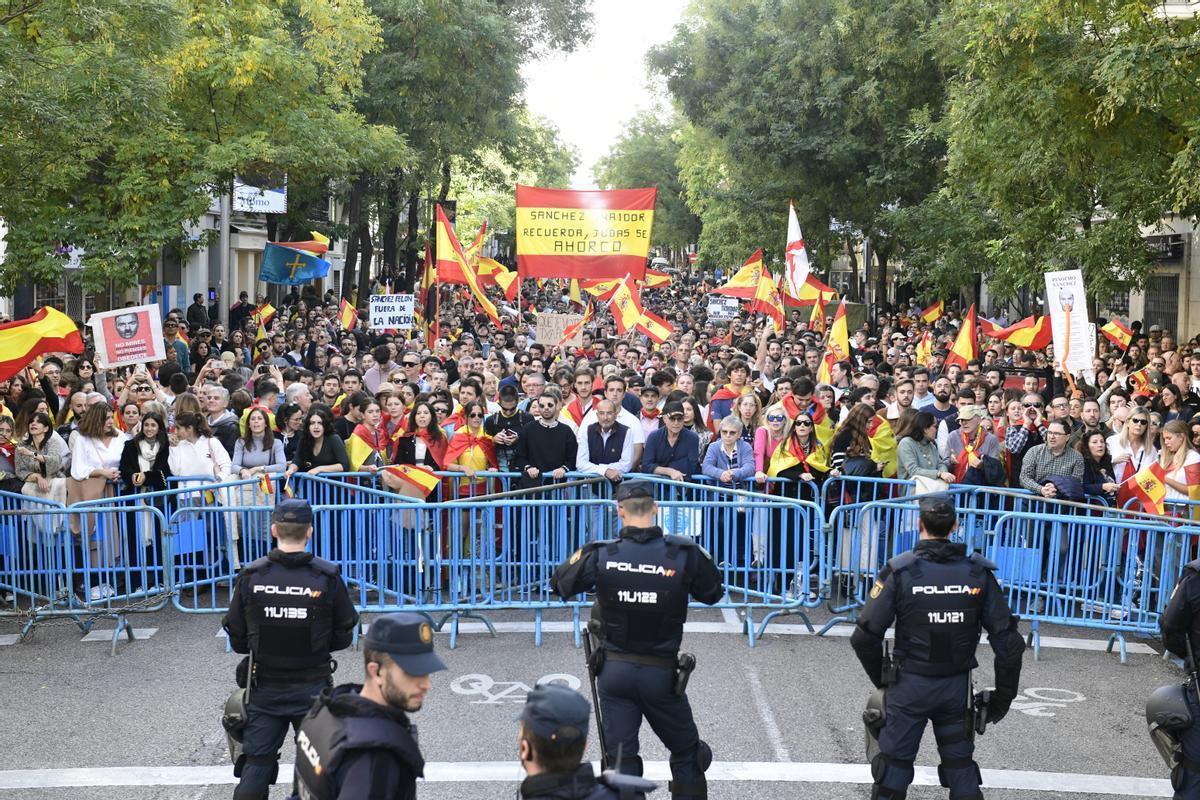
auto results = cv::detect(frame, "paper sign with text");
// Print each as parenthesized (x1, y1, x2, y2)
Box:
(707, 296, 740, 322)
(536, 312, 584, 348)
(1044, 269, 1091, 372)
(369, 294, 415, 331)
(89, 305, 166, 369)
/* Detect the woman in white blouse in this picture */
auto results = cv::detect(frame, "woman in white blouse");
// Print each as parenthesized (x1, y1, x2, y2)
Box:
(168, 412, 232, 483)
(1107, 406, 1157, 486)
(69, 403, 129, 600)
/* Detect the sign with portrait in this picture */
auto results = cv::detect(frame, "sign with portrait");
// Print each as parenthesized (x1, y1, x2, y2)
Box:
(1043, 269, 1091, 373)
(89, 305, 165, 369)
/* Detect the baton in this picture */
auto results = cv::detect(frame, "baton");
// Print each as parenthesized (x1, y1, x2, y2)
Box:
(1187, 634, 1200, 708)
(582, 620, 609, 766)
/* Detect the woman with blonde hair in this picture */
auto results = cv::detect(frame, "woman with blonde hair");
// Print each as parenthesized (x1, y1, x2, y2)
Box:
(1107, 405, 1157, 486)
(1159, 420, 1200, 504)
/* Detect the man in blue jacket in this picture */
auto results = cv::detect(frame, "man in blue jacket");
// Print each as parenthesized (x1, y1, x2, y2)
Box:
(643, 401, 700, 482)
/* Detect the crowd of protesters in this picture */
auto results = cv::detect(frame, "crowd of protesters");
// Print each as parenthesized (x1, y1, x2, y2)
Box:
(2, 271, 1199, 599)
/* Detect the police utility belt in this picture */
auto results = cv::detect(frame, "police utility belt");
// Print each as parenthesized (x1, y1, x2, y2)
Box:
(237, 657, 336, 689)
(595, 650, 698, 696)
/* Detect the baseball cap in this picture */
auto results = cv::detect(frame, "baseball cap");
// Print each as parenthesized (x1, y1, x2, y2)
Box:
(663, 400, 685, 417)
(273, 498, 313, 525)
(517, 683, 590, 743)
(614, 481, 654, 502)
(640, 385, 660, 397)
(364, 612, 447, 677)
(957, 405, 984, 421)
(919, 492, 956, 517)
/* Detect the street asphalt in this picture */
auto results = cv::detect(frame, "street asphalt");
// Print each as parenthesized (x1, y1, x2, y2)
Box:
(0, 600, 1181, 799)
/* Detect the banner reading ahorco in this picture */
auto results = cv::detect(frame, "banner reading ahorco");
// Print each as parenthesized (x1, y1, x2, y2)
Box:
(515, 185, 656, 282)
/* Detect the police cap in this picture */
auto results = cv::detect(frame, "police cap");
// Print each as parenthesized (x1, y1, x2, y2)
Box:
(614, 481, 654, 502)
(517, 683, 590, 743)
(364, 612, 447, 677)
(273, 498, 313, 525)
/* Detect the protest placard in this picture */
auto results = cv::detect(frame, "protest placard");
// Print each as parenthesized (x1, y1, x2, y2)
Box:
(537, 312, 584, 347)
(369, 294, 415, 331)
(89, 305, 165, 369)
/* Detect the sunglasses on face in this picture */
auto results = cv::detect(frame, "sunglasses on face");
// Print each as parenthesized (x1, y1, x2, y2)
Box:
(467, 412, 484, 419)
(1129, 418, 1148, 425)
(795, 420, 813, 428)
(666, 414, 684, 421)
(720, 429, 739, 436)
(766, 414, 785, 422)
(403, 361, 419, 367)
(434, 408, 449, 415)
(538, 403, 556, 411)
(1024, 402, 1043, 409)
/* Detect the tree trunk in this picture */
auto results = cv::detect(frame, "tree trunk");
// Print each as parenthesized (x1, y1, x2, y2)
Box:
(358, 224, 374, 299)
(874, 249, 889, 314)
(402, 189, 420, 291)
(340, 175, 366, 301)
(438, 160, 451, 203)
(381, 171, 402, 273)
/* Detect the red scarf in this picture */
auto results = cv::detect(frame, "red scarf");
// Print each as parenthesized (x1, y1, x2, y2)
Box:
(953, 427, 985, 483)
(444, 428, 497, 468)
(640, 408, 660, 421)
(563, 396, 587, 427)
(710, 383, 749, 402)
(399, 428, 447, 469)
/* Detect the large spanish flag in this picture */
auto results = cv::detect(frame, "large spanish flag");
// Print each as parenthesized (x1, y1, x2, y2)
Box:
(346, 426, 390, 472)
(714, 250, 765, 301)
(478, 257, 520, 302)
(943, 304, 978, 371)
(1122, 461, 1167, 516)
(868, 413, 898, 478)
(559, 300, 594, 346)
(384, 463, 440, 497)
(436, 204, 501, 326)
(1101, 318, 1133, 351)
(516, 185, 656, 281)
(817, 299, 849, 384)
(752, 272, 786, 334)
(0, 307, 84, 382)
(979, 315, 1052, 350)
(642, 269, 673, 289)
(581, 277, 622, 302)
(440, 220, 488, 285)
(921, 300, 945, 323)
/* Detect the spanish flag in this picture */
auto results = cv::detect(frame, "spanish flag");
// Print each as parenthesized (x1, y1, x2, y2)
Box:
(420, 240, 438, 348)
(254, 302, 276, 326)
(439, 220, 487, 284)
(784, 272, 837, 308)
(444, 428, 497, 470)
(1129, 365, 1159, 397)
(177, 327, 190, 347)
(258, 474, 274, 495)
(979, 314, 1052, 350)
(943, 304, 978, 371)
(809, 292, 827, 335)
(714, 250, 765, 300)
(915, 331, 934, 367)
(753, 272, 786, 334)
(636, 308, 674, 344)
(1101, 318, 1133, 351)
(436, 205, 501, 326)
(567, 278, 585, 309)
(1122, 461, 1167, 516)
(767, 435, 829, 477)
(561, 394, 588, 427)
(558, 301, 594, 346)
(581, 277, 622, 302)
(817, 299, 850, 384)
(643, 269, 673, 289)
(346, 425, 390, 472)
(384, 463, 440, 497)
(810, 401, 835, 445)
(605, 274, 644, 335)
(338, 298, 357, 331)
(921, 300, 945, 323)
(0, 307, 84, 382)
(868, 413, 898, 478)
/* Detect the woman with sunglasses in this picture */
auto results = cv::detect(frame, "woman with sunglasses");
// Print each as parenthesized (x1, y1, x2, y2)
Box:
(753, 403, 791, 486)
(443, 400, 497, 497)
(1108, 407, 1157, 487)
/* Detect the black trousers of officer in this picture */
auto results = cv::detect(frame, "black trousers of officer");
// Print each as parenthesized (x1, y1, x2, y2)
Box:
(1176, 683, 1200, 800)
(875, 671, 979, 800)
(235, 679, 328, 800)
(598, 660, 706, 799)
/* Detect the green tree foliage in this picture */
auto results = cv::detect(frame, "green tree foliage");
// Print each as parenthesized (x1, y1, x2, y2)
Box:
(0, 0, 406, 293)
(593, 111, 700, 254)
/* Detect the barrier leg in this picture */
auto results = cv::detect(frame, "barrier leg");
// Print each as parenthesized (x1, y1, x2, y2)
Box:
(745, 607, 756, 647)
(1027, 621, 1041, 661)
(110, 612, 134, 657)
(817, 611, 854, 637)
(572, 606, 582, 649)
(534, 608, 543, 648)
(757, 607, 815, 642)
(1105, 632, 1129, 665)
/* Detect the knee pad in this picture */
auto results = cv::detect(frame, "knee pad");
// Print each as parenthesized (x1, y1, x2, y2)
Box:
(871, 753, 914, 785)
(937, 757, 981, 791)
(696, 740, 713, 772)
(870, 787, 906, 800)
(242, 754, 280, 785)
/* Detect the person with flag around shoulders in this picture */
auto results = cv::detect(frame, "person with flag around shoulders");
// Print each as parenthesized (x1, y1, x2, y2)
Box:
(850, 493, 1025, 800)
(222, 498, 359, 800)
(289, 612, 447, 800)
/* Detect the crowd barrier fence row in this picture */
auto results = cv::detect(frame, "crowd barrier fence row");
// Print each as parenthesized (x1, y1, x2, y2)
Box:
(0, 471, 1191, 658)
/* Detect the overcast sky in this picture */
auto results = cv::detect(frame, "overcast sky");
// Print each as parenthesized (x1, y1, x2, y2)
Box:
(522, 0, 691, 188)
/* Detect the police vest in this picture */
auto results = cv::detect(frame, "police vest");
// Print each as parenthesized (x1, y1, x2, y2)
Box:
(891, 551, 992, 676)
(242, 555, 340, 673)
(594, 532, 690, 655)
(293, 692, 424, 800)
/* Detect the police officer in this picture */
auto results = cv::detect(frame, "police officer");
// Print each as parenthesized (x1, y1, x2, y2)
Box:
(518, 683, 657, 799)
(850, 494, 1025, 800)
(1157, 558, 1200, 797)
(552, 481, 723, 800)
(222, 498, 358, 800)
(290, 612, 446, 800)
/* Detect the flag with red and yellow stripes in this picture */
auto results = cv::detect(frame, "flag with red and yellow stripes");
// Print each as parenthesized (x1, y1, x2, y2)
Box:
(605, 274, 644, 335)
(338, 299, 357, 331)
(636, 308, 674, 344)
(384, 463, 440, 497)
(921, 300, 945, 323)
(1101, 318, 1133, 351)
(559, 301, 594, 346)
(714, 250, 765, 300)
(751, 272, 785, 334)
(436, 205, 501, 326)
(943, 304, 978, 371)
(979, 315, 1052, 350)
(1122, 461, 1167, 516)
(0, 308, 83, 382)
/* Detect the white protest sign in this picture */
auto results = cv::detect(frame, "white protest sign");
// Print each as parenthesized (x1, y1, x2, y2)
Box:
(89, 305, 166, 369)
(536, 312, 584, 348)
(369, 294, 415, 331)
(1043, 270, 1091, 373)
(707, 295, 740, 321)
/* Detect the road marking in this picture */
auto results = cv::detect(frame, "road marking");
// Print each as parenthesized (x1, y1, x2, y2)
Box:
(0, 762, 1170, 795)
(384, 618, 1157, 655)
(450, 672, 582, 704)
(746, 668, 790, 762)
(80, 627, 157, 642)
(1012, 686, 1086, 718)
(0, 634, 19, 646)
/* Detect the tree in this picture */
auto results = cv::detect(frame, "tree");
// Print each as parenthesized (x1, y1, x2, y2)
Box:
(0, 0, 406, 294)
(593, 111, 700, 257)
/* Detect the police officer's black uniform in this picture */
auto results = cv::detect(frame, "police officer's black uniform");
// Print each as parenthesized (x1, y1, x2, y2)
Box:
(290, 612, 446, 800)
(1159, 558, 1200, 798)
(850, 495, 1024, 800)
(518, 683, 656, 800)
(222, 499, 358, 800)
(552, 481, 723, 800)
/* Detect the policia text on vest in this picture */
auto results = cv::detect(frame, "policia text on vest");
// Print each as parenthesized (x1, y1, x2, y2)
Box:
(552, 481, 723, 800)
(850, 494, 1025, 800)
(221, 499, 359, 800)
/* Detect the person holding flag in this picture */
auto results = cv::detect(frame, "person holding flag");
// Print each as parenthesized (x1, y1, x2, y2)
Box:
(442, 400, 497, 497)
(344, 397, 391, 473)
(1158, 421, 1200, 511)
